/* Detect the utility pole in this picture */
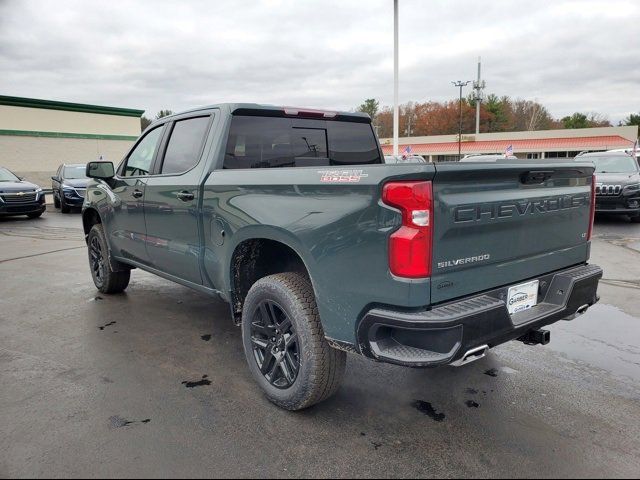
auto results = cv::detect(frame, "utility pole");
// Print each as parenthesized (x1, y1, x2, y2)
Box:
(393, 0, 399, 156)
(452, 80, 470, 161)
(472, 57, 486, 135)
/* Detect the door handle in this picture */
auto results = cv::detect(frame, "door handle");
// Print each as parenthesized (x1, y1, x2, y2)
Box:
(132, 189, 143, 199)
(176, 191, 195, 202)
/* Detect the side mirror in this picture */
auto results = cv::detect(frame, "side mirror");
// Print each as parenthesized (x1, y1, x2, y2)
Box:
(86, 161, 115, 180)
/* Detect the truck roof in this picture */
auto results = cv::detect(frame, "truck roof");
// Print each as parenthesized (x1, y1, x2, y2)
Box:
(154, 103, 371, 123)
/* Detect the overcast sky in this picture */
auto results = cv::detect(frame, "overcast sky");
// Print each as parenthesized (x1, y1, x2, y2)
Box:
(1, 0, 638, 124)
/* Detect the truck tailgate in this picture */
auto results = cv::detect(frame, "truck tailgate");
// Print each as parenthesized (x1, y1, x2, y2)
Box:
(431, 162, 594, 304)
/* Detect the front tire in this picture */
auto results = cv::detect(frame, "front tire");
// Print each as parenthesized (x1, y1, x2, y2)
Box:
(27, 211, 43, 219)
(54, 194, 60, 208)
(241, 272, 346, 411)
(60, 195, 70, 213)
(631, 214, 640, 223)
(87, 224, 130, 294)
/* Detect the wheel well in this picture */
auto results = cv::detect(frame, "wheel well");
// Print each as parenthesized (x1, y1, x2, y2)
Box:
(230, 239, 309, 321)
(82, 208, 101, 241)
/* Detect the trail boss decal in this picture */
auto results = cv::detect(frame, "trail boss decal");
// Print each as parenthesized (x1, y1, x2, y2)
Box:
(319, 169, 369, 183)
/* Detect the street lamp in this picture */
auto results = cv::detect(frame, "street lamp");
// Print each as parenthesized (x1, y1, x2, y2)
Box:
(452, 80, 471, 161)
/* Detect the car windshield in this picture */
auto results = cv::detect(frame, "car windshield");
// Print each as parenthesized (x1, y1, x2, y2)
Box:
(0, 167, 20, 182)
(581, 155, 638, 173)
(64, 165, 88, 179)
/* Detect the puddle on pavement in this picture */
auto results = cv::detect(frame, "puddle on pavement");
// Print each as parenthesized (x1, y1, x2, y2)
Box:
(182, 375, 211, 388)
(412, 400, 445, 422)
(547, 303, 640, 382)
(109, 416, 151, 428)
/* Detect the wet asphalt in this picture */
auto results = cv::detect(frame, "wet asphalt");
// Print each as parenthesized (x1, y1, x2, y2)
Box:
(1, 209, 639, 478)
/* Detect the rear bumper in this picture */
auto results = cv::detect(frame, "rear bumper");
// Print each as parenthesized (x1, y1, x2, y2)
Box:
(357, 264, 602, 367)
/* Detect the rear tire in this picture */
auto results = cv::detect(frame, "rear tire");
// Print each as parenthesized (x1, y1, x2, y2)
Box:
(87, 224, 130, 294)
(241, 272, 346, 411)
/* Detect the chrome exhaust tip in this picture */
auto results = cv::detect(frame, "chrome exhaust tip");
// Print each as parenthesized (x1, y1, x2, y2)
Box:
(451, 344, 489, 367)
(576, 303, 590, 315)
(563, 303, 591, 321)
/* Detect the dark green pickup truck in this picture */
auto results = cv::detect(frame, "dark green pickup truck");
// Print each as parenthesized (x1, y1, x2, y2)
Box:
(82, 104, 602, 410)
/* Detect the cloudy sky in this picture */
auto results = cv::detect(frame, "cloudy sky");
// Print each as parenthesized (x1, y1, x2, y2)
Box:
(1, 0, 638, 123)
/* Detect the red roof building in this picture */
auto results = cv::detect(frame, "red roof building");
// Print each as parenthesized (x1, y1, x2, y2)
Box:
(380, 126, 638, 161)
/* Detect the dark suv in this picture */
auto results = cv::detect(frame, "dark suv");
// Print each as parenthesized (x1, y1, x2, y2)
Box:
(51, 163, 89, 213)
(0, 167, 46, 218)
(575, 151, 640, 222)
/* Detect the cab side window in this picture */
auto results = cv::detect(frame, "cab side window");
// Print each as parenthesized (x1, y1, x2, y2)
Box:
(123, 127, 163, 177)
(160, 116, 211, 175)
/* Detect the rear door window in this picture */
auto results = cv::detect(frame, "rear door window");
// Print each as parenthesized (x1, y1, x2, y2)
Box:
(224, 115, 380, 169)
(160, 116, 211, 174)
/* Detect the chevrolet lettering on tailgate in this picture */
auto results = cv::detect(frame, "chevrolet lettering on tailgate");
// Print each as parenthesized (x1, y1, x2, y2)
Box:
(454, 194, 590, 223)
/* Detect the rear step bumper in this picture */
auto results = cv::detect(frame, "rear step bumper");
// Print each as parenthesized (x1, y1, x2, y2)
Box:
(357, 264, 602, 368)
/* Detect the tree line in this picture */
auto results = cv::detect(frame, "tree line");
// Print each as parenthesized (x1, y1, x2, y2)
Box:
(356, 98, 640, 138)
(140, 103, 640, 137)
(140, 110, 173, 131)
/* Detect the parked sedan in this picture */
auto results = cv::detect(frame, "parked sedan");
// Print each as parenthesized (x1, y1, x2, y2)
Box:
(384, 154, 428, 164)
(0, 167, 46, 218)
(51, 163, 88, 213)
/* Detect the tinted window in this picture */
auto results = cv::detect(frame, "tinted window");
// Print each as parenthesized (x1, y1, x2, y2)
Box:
(327, 121, 381, 165)
(123, 127, 163, 177)
(224, 115, 380, 169)
(161, 116, 211, 174)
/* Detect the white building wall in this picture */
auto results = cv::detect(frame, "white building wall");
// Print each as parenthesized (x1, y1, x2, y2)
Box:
(0, 135, 134, 187)
(0, 105, 141, 136)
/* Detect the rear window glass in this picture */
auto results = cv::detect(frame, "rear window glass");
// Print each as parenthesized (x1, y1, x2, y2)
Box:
(224, 115, 381, 169)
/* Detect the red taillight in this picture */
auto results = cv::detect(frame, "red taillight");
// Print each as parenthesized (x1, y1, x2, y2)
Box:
(382, 181, 433, 278)
(588, 174, 596, 240)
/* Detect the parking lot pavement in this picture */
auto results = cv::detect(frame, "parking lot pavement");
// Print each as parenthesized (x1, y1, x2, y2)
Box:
(1, 210, 639, 478)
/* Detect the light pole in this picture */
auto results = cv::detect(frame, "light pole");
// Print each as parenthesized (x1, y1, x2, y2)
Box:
(452, 80, 470, 161)
(472, 57, 486, 135)
(393, 0, 399, 156)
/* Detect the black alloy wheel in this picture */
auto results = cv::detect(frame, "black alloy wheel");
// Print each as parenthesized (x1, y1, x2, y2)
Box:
(250, 300, 300, 389)
(89, 235, 106, 288)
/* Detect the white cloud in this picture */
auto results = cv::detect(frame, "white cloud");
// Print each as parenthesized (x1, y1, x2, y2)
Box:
(0, 0, 638, 123)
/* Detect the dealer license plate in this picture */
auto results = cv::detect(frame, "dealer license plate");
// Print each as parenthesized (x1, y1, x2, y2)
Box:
(507, 280, 539, 315)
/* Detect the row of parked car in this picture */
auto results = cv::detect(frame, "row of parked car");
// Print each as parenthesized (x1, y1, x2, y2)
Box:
(0, 163, 88, 219)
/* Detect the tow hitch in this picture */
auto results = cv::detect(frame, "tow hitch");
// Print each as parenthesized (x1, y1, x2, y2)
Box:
(518, 328, 550, 346)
